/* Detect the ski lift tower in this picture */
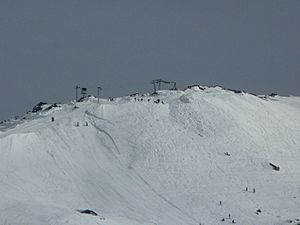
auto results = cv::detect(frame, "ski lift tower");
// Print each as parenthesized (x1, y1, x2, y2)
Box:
(151, 79, 177, 93)
(163, 79, 177, 90)
(97, 86, 102, 103)
(81, 88, 87, 98)
(75, 85, 80, 102)
(152, 79, 161, 94)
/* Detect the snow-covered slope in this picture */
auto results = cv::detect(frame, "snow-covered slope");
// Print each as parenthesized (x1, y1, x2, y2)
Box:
(1, 86, 300, 225)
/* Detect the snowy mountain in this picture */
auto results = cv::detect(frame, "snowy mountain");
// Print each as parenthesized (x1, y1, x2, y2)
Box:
(0, 86, 300, 225)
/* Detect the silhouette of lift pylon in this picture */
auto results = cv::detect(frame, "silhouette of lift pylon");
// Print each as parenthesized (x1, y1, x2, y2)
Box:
(152, 79, 177, 94)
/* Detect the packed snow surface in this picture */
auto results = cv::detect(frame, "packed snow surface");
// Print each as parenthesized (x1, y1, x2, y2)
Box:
(0, 86, 300, 225)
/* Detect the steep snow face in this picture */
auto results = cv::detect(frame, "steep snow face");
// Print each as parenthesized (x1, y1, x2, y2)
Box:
(0, 87, 300, 225)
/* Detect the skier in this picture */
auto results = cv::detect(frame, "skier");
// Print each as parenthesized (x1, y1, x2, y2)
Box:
(219, 201, 222, 206)
(253, 188, 256, 193)
(51, 117, 54, 122)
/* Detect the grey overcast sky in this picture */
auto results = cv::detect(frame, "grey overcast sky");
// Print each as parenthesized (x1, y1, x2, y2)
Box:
(0, 0, 300, 120)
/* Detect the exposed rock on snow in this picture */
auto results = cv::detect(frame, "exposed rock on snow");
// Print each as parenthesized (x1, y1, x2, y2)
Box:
(77, 209, 98, 216)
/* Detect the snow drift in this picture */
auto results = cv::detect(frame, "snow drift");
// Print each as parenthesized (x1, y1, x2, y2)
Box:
(0, 86, 300, 225)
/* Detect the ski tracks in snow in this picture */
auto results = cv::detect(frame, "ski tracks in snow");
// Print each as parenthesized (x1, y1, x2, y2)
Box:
(84, 110, 120, 155)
